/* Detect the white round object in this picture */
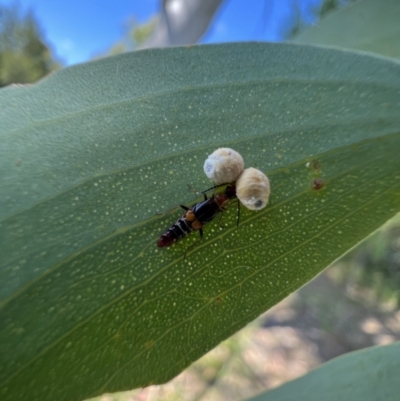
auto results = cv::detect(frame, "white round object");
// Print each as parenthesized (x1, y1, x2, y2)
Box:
(236, 167, 270, 210)
(203, 148, 244, 184)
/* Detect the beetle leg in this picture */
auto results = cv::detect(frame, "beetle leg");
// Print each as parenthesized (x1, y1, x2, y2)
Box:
(217, 213, 226, 229)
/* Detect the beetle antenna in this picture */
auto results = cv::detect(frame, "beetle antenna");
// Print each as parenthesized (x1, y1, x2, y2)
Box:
(201, 182, 232, 194)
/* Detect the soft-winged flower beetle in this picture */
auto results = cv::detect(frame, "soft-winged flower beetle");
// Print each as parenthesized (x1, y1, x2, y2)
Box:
(157, 185, 237, 248)
(157, 168, 270, 249)
(157, 145, 270, 250)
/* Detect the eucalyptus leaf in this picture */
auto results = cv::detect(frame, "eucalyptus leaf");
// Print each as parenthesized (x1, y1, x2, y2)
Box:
(247, 342, 400, 401)
(294, 0, 400, 59)
(1, 43, 400, 401)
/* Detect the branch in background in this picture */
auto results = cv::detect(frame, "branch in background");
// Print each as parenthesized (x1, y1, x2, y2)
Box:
(139, 0, 224, 49)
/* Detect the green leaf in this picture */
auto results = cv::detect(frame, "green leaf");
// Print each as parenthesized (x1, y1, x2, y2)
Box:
(247, 342, 400, 401)
(1, 43, 400, 401)
(294, 0, 400, 59)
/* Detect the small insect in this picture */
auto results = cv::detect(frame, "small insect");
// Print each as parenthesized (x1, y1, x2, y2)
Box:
(157, 185, 237, 248)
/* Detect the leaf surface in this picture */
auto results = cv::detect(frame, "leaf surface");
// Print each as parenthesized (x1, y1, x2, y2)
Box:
(248, 342, 400, 401)
(294, 0, 400, 59)
(1, 43, 400, 401)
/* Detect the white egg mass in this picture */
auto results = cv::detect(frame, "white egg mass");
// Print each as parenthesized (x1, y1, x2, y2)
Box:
(203, 147, 244, 184)
(236, 167, 270, 210)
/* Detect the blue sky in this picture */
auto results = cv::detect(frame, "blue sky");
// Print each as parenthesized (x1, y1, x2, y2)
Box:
(2, 0, 323, 66)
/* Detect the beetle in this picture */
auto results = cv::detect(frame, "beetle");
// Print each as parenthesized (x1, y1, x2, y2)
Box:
(157, 185, 237, 248)
(157, 166, 270, 249)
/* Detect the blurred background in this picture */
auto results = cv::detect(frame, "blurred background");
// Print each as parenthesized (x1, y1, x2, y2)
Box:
(1, 0, 356, 85)
(1, 0, 399, 400)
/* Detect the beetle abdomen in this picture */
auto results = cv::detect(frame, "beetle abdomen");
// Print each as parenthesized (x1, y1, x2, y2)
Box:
(157, 217, 194, 247)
